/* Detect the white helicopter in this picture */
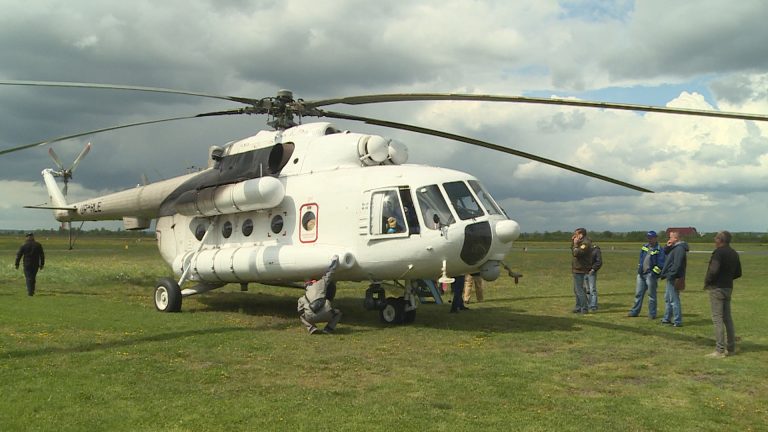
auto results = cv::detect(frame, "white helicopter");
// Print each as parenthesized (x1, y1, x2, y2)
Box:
(2, 80, 765, 324)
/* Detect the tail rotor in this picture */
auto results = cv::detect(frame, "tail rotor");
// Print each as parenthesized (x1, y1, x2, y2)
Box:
(47, 142, 91, 250)
(48, 142, 91, 196)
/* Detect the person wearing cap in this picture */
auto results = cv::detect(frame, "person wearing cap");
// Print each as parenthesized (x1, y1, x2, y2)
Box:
(297, 255, 342, 334)
(628, 231, 665, 318)
(15, 232, 45, 296)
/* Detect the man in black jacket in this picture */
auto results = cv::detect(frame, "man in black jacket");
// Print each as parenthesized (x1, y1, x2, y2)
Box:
(704, 231, 742, 358)
(15, 233, 45, 296)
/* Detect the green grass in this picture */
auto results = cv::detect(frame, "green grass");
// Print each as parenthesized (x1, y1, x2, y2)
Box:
(1, 236, 767, 431)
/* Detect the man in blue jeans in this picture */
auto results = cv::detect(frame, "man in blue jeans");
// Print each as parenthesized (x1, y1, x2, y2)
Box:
(659, 231, 688, 327)
(628, 231, 665, 318)
(570, 228, 592, 314)
(585, 243, 602, 312)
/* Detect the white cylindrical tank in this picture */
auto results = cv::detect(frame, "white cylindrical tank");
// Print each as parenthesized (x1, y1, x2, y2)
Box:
(175, 176, 285, 217)
(177, 245, 356, 283)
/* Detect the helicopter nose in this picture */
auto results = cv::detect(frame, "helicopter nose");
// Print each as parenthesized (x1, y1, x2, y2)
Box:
(495, 219, 521, 243)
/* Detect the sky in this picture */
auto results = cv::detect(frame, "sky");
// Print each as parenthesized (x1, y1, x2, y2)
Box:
(1, 0, 767, 234)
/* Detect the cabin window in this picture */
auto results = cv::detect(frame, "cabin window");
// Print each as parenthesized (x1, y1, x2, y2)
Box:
(416, 184, 454, 230)
(444, 181, 484, 220)
(468, 180, 502, 215)
(271, 215, 284, 234)
(300, 203, 318, 243)
(242, 219, 254, 236)
(194, 223, 206, 241)
(222, 221, 233, 238)
(369, 189, 406, 235)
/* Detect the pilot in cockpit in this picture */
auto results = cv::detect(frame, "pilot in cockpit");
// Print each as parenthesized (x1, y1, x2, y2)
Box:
(386, 216, 400, 234)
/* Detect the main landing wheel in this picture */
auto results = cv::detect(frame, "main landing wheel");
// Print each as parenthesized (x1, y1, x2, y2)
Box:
(154, 277, 182, 312)
(379, 297, 405, 324)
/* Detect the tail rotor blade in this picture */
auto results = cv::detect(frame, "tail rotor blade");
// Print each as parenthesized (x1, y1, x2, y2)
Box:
(63, 181, 68, 196)
(70, 142, 92, 174)
(48, 147, 65, 170)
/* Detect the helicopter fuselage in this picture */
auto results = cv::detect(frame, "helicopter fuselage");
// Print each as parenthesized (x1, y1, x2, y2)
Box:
(43, 122, 520, 285)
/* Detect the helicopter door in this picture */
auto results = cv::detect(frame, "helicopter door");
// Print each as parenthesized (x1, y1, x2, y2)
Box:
(368, 188, 408, 238)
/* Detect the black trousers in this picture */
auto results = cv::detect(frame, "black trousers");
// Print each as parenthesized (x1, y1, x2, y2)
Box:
(24, 265, 39, 296)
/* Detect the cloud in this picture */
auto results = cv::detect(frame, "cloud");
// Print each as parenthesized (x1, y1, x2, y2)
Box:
(1, 1, 767, 232)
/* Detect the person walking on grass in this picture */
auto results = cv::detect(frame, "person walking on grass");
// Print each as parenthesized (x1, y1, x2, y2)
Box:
(15, 232, 45, 296)
(704, 230, 742, 358)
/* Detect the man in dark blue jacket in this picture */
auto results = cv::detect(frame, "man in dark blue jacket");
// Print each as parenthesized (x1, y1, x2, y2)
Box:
(15, 233, 45, 296)
(659, 231, 688, 327)
(628, 231, 665, 318)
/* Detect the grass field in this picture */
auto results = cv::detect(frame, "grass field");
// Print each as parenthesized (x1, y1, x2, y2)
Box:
(1, 235, 767, 431)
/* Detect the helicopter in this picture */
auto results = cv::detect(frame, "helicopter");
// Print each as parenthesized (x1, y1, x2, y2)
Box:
(2, 80, 766, 324)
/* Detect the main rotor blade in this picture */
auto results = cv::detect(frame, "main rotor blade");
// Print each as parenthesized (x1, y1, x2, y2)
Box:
(0, 80, 261, 106)
(48, 147, 64, 170)
(70, 142, 92, 173)
(0, 107, 256, 156)
(0, 113, 216, 156)
(319, 109, 652, 193)
(307, 93, 768, 123)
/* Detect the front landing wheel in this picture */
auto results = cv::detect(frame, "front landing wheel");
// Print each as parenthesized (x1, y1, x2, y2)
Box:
(154, 278, 182, 312)
(379, 297, 405, 324)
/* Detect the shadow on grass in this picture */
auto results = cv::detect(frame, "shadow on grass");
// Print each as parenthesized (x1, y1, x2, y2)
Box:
(192, 291, 768, 354)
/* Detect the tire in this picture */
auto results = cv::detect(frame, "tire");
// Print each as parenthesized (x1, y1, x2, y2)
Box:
(379, 297, 405, 324)
(154, 277, 182, 312)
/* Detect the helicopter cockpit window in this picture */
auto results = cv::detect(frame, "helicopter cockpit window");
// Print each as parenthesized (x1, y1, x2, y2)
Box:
(416, 185, 454, 230)
(468, 180, 502, 215)
(444, 181, 485, 220)
(369, 190, 406, 236)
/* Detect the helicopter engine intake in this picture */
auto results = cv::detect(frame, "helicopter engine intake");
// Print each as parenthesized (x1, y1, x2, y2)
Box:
(175, 176, 285, 217)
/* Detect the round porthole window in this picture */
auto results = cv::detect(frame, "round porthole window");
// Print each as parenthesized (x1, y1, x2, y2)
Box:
(242, 219, 254, 236)
(222, 221, 233, 238)
(302, 211, 316, 231)
(271, 215, 284, 234)
(194, 223, 206, 241)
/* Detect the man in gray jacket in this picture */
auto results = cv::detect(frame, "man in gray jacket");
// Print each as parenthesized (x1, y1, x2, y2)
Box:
(298, 255, 342, 334)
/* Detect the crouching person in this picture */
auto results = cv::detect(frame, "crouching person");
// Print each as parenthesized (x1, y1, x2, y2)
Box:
(298, 255, 343, 335)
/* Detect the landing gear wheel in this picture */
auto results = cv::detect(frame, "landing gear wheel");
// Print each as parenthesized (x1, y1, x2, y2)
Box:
(379, 297, 405, 324)
(154, 277, 182, 312)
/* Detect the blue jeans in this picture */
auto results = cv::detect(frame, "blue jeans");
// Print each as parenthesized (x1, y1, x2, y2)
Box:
(662, 278, 682, 325)
(585, 272, 598, 310)
(629, 273, 658, 318)
(572, 273, 588, 312)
